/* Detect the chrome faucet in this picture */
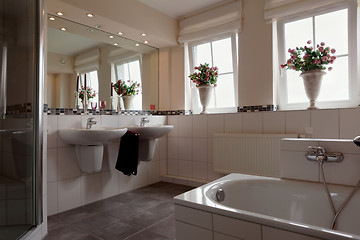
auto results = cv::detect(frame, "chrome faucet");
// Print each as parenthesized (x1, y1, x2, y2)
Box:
(86, 117, 97, 129)
(305, 146, 343, 163)
(354, 136, 360, 147)
(140, 117, 150, 127)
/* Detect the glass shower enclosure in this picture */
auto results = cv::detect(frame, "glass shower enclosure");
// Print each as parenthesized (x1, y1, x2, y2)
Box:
(0, 0, 43, 239)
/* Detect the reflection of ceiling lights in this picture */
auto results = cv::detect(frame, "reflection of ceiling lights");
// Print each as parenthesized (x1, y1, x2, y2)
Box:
(56, 12, 64, 16)
(141, 33, 146, 36)
(60, 27, 66, 31)
(108, 35, 114, 39)
(49, 17, 55, 21)
(135, 43, 140, 47)
(87, 28, 94, 32)
(95, 25, 102, 29)
(117, 32, 123, 35)
(113, 43, 118, 46)
(86, 13, 94, 17)
(144, 40, 148, 44)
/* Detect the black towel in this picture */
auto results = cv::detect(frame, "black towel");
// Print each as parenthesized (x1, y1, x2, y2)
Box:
(115, 130, 140, 176)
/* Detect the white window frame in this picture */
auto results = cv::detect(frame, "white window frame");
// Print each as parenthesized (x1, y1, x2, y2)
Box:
(275, 2, 359, 110)
(77, 67, 99, 107)
(186, 33, 239, 114)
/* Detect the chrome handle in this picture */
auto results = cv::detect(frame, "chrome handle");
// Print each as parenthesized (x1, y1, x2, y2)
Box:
(0, 44, 7, 119)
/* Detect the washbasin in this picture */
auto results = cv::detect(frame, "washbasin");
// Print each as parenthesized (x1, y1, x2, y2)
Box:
(127, 125, 173, 140)
(58, 127, 127, 145)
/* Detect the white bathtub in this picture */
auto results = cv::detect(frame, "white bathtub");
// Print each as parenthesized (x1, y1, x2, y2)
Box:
(174, 174, 360, 240)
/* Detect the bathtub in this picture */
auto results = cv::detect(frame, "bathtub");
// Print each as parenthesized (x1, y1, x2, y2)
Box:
(174, 173, 360, 240)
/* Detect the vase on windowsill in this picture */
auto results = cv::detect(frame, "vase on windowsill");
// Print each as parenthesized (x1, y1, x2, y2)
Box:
(300, 69, 326, 110)
(197, 84, 214, 114)
(122, 95, 135, 110)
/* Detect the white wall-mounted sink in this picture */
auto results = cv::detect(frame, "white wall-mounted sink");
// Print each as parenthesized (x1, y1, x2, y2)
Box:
(58, 127, 127, 145)
(126, 125, 173, 161)
(58, 127, 127, 173)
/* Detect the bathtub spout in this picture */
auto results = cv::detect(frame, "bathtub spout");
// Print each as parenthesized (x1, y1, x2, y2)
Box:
(353, 136, 360, 147)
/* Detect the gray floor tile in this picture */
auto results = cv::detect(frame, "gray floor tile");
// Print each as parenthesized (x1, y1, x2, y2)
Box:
(72, 213, 119, 233)
(47, 216, 66, 231)
(125, 210, 168, 228)
(92, 221, 142, 240)
(146, 202, 175, 219)
(124, 230, 173, 240)
(43, 225, 101, 240)
(84, 197, 124, 212)
(55, 206, 98, 224)
(148, 215, 175, 238)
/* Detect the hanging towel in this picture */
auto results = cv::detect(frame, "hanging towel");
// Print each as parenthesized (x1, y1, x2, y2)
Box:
(115, 130, 140, 176)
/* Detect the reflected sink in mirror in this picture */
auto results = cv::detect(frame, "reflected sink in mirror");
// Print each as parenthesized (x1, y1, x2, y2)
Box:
(58, 127, 127, 145)
(127, 125, 173, 140)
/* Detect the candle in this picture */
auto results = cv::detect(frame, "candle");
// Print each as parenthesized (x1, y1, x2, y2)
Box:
(76, 75, 79, 91)
(84, 74, 87, 89)
(111, 83, 113, 96)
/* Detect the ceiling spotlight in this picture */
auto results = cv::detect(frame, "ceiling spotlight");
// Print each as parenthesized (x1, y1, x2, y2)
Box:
(86, 13, 94, 17)
(135, 43, 140, 47)
(60, 27, 66, 31)
(117, 32, 123, 35)
(113, 43, 118, 46)
(108, 35, 114, 39)
(141, 33, 146, 36)
(144, 40, 148, 44)
(56, 12, 64, 16)
(49, 17, 55, 21)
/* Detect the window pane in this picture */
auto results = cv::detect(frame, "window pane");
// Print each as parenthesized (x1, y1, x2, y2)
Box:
(318, 56, 349, 101)
(284, 17, 313, 51)
(215, 73, 235, 108)
(193, 43, 211, 66)
(212, 37, 233, 74)
(128, 60, 141, 82)
(315, 9, 348, 55)
(286, 70, 307, 104)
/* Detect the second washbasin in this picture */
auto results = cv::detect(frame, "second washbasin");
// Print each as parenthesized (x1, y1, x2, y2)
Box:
(126, 125, 173, 140)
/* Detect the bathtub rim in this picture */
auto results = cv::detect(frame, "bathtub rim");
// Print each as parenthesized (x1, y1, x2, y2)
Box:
(173, 173, 360, 240)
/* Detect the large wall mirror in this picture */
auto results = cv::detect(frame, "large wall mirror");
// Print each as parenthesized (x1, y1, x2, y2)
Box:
(46, 15, 159, 111)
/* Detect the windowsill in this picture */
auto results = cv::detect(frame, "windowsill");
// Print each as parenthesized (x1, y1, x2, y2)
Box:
(192, 107, 238, 115)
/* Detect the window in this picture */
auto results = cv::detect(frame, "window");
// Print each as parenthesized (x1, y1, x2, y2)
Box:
(276, 4, 358, 110)
(187, 34, 238, 113)
(113, 58, 142, 110)
(78, 69, 99, 106)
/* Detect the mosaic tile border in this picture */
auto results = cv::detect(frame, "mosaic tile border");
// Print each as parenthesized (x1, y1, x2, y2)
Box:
(238, 105, 277, 112)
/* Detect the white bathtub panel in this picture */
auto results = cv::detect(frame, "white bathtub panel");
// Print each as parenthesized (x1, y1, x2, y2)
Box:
(175, 204, 212, 229)
(262, 226, 322, 240)
(175, 221, 212, 240)
(213, 214, 261, 240)
(280, 138, 318, 152)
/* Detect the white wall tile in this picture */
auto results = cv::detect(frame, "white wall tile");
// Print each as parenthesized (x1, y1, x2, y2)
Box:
(207, 138, 214, 163)
(148, 160, 161, 184)
(192, 138, 207, 162)
(193, 162, 207, 180)
(134, 162, 148, 189)
(57, 116, 81, 147)
(207, 114, 224, 137)
(193, 115, 208, 138)
(118, 174, 135, 194)
(57, 147, 80, 180)
(168, 116, 179, 137)
(118, 115, 135, 128)
(285, 110, 310, 135)
(100, 115, 119, 128)
(80, 115, 101, 129)
(47, 148, 57, 183)
(47, 115, 58, 149)
(207, 163, 224, 181)
(263, 111, 285, 134)
(224, 113, 242, 133)
(175, 205, 212, 229)
(102, 141, 120, 171)
(148, 116, 167, 126)
(311, 109, 339, 139)
(47, 182, 58, 216)
(167, 138, 179, 159)
(178, 116, 193, 137)
(339, 108, 360, 139)
(101, 170, 119, 199)
(179, 160, 193, 178)
(167, 159, 179, 176)
(243, 112, 262, 134)
(160, 159, 167, 176)
(179, 138, 193, 160)
(175, 221, 212, 240)
(81, 173, 102, 205)
(159, 136, 167, 160)
(58, 177, 81, 212)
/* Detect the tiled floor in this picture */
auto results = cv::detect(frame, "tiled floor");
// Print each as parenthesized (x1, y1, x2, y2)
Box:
(45, 182, 194, 240)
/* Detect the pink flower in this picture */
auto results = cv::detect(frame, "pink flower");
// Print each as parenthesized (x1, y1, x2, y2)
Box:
(214, 84, 217, 87)
(280, 64, 286, 69)
(322, 56, 328, 61)
(330, 60, 334, 64)
(328, 67, 333, 71)
(303, 54, 309, 60)
(287, 59, 292, 64)
(331, 49, 336, 54)
(318, 47, 324, 52)
(321, 42, 325, 46)
(307, 40, 312, 44)
(331, 56, 337, 61)
(292, 66, 296, 70)
(316, 59, 321, 64)
(291, 55, 296, 60)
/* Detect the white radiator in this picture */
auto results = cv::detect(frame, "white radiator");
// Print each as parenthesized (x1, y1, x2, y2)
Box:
(213, 133, 298, 177)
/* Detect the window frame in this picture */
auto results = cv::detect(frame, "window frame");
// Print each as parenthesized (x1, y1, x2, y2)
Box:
(77, 67, 99, 107)
(275, 2, 359, 110)
(187, 33, 239, 114)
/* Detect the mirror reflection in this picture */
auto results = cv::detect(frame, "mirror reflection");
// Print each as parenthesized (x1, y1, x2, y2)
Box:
(46, 15, 159, 111)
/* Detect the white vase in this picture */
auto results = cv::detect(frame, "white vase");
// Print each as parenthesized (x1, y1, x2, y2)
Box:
(197, 85, 214, 114)
(117, 96, 122, 113)
(81, 100, 88, 113)
(122, 95, 135, 110)
(300, 69, 326, 110)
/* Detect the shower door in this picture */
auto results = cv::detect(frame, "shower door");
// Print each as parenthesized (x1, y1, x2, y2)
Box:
(0, 0, 43, 239)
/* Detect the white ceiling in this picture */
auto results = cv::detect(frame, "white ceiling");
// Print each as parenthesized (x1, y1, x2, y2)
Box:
(138, 0, 230, 19)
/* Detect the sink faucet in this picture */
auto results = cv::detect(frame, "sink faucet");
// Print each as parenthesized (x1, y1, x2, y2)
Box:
(140, 117, 150, 127)
(86, 117, 97, 129)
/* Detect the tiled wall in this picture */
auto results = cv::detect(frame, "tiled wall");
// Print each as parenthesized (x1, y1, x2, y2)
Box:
(46, 115, 167, 215)
(165, 108, 360, 184)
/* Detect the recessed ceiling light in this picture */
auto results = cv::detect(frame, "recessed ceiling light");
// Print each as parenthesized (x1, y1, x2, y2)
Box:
(60, 27, 66, 31)
(87, 28, 94, 32)
(141, 33, 146, 36)
(86, 13, 94, 17)
(117, 32, 123, 35)
(144, 40, 148, 44)
(108, 35, 114, 39)
(49, 17, 55, 21)
(56, 12, 64, 16)
(113, 43, 118, 46)
(135, 43, 140, 47)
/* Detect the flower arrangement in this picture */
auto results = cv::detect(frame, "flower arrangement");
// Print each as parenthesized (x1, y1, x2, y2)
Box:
(78, 86, 96, 101)
(189, 63, 218, 87)
(113, 80, 140, 96)
(281, 40, 336, 72)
